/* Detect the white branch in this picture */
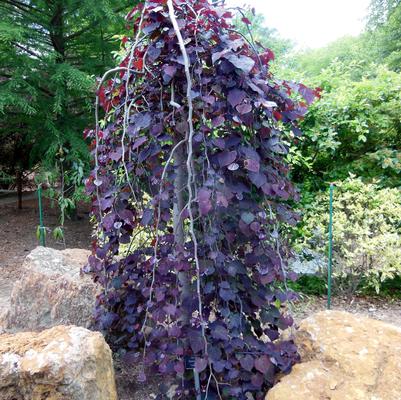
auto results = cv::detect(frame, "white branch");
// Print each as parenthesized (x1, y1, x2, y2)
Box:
(168, 0, 210, 371)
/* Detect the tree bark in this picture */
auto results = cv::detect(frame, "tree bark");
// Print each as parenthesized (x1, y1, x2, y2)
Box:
(49, 2, 65, 61)
(173, 141, 191, 326)
(16, 170, 23, 210)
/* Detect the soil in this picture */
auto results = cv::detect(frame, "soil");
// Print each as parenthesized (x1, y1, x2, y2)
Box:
(291, 293, 401, 327)
(0, 193, 400, 400)
(0, 194, 92, 313)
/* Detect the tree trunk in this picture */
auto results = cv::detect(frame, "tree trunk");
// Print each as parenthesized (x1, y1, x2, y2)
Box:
(50, 2, 65, 61)
(16, 170, 23, 210)
(173, 142, 191, 326)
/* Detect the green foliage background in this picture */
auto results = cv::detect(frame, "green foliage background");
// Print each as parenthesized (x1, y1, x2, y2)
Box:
(0, 0, 135, 212)
(297, 177, 401, 294)
(245, 0, 401, 294)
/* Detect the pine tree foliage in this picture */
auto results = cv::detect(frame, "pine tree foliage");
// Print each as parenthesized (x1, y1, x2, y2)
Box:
(0, 0, 136, 197)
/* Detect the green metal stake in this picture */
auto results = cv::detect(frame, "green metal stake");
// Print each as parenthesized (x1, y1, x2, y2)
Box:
(38, 186, 46, 247)
(327, 183, 334, 310)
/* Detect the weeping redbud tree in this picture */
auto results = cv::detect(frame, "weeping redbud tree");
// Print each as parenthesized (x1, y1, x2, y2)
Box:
(86, 0, 318, 398)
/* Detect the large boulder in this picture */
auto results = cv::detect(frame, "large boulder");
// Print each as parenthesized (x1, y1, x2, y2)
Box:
(0, 247, 97, 332)
(0, 325, 117, 400)
(266, 310, 401, 400)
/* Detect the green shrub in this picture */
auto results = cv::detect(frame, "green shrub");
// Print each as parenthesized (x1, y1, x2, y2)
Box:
(296, 177, 401, 294)
(288, 275, 327, 296)
(360, 276, 401, 298)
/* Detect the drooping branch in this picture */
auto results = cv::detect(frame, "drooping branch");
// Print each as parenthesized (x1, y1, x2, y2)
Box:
(167, 0, 207, 353)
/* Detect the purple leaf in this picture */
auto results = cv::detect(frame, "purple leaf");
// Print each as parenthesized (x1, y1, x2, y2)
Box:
(251, 373, 264, 388)
(218, 150, 237, 167)
(143, 21, 160, 34)
(189, 332, 204, 354)
(202, 95, 216, 105)
(244, 159, 260, 172)
(208, 345, 222, 362)
(151, 123, 163, 136)
(249, 172, 267, 188)
(211, 49, 230, 64)
(141, 208, 153, 226)
(228, 89, 246, 107)
(250, 221, 261, 232)
(219, 287, 235, 302)
(162, 64, 177, 84)
(212, 115, 225, 127)
(147, 45, 161, 62)
(216, 191, 228, 207)
(174, 361, 185, 375)
(138, 371, 147, 383)
(224, 54, 255, 74)
(132, 136, 148, 151)
(211, 324, 228, 341)
(195, 357, 208, 373)
(236, 103, 252, 114)
(110, 148, 123, 162)
(130, 112, 151, 133)
(213, 360, 225, 373)
(299, 84, 317, 105)
(100, 197, 113, 211)
(255, 355, 271, 374)
(240, 355, 254, 372)
(227, 368, 240, 379)
(198, 188, 212, 216)
(212, 138, 225, 150)
(292, 126, 303, 137)
(163, 303, 177, 316)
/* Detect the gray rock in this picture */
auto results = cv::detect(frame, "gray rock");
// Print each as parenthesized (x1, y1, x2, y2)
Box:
(0, 247, 98, 333)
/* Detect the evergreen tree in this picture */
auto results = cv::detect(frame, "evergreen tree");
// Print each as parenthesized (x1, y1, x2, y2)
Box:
(0, 0, 136, 208)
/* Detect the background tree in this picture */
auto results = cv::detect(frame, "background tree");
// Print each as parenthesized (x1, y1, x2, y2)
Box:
(0, 0, 136, 212)
(368, 0, 401, 70)
(234, 9, 293, 65)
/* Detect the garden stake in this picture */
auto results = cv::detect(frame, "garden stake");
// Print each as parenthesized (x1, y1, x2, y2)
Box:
(327, 183, 334, 309)
(38, 186, 46, 247)
(185, 356, 202, 400)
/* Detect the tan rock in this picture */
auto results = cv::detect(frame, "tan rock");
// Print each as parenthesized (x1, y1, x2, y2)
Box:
(266, 311, 401, 400)
(0, 325, 117, 400)
(1, 246, 98, 333)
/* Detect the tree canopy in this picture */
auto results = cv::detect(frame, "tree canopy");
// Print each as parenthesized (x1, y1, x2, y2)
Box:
(0, 0, 135, 208)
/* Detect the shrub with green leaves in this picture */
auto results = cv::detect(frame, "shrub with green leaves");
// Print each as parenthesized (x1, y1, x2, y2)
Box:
(297, 177, 401, 294)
